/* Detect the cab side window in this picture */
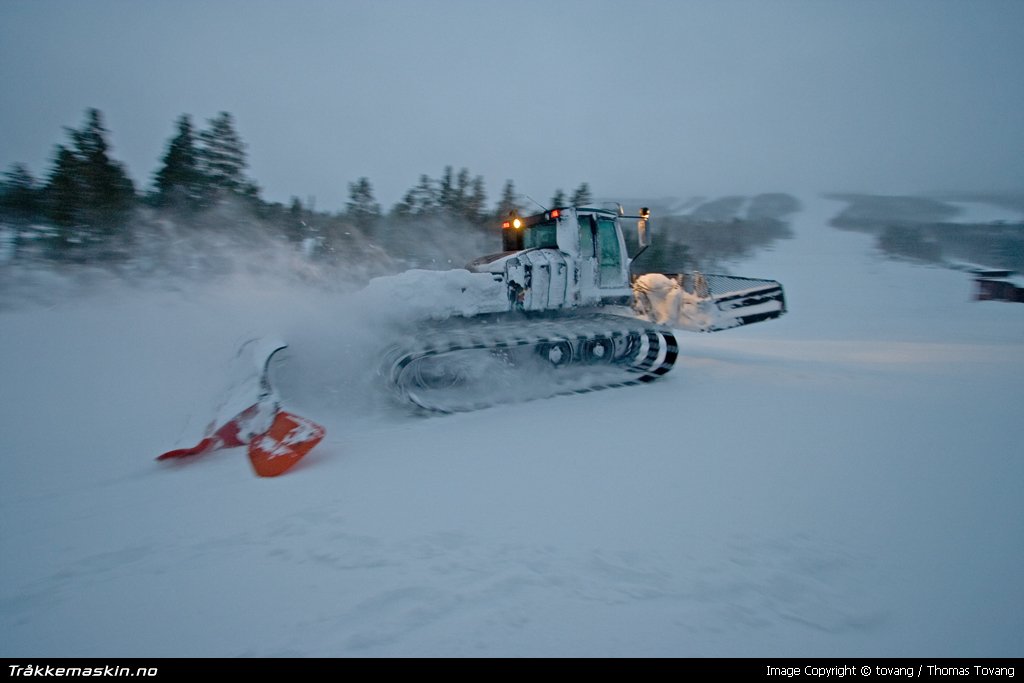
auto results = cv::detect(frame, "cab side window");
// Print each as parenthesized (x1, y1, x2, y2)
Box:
(578, 216, 595, 259)
(596, 218, 622, 284)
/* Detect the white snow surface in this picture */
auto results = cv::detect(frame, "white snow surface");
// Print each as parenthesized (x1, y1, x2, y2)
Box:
(2, 196, 1023, 657)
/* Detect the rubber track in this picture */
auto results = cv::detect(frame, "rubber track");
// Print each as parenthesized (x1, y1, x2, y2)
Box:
(383, 314, 679, 414)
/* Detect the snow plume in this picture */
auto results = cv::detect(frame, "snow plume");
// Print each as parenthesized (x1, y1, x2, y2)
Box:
(0, 197, 514, 431)
(0, 205, 355, 310)
(367, 212, 499, 272)
(278, 222, 506, 418)
(0, 253, 499, 449)
(261, 267, 512, 424)
(2, 196, 507, 307)
(124, 200, 391, 291)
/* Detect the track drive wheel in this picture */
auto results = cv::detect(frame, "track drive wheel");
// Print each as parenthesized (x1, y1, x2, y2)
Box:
(537, 340, 573, 367)
(580, 335, 615, 363)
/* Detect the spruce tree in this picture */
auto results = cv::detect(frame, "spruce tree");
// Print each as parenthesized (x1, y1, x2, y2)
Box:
(0, 164, 42, 224)
(1, 164, 41, 259)
(453, 168, 470, 215)
(407, 174, 438, 215)
(44, 146, 85, 253)
(438, 166, 456, 213)
(69, 108, 136, 225)
(285, 196, 309, 242)
(198, 112, 251, 200)
(550, 189, 566, 208)
(494, 180, 521, 221)
(42, 109, 136, 258)
(346, 177, 381, 234)
(463, 175, 487, 225)
(391, 190, 416, 220)
(431, 167, 485, 223)
(153, 114, 204, 209)
(570, 182, 592, 206)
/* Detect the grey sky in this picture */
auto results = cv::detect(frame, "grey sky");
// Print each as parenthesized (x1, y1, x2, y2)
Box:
(1, 0, 1022, 211)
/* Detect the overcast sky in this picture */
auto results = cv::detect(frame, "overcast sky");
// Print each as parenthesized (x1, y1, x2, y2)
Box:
(1, 0, 1022, 211)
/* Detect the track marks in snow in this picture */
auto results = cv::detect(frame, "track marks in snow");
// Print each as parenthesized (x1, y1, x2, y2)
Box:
(187, 506, 888, 656)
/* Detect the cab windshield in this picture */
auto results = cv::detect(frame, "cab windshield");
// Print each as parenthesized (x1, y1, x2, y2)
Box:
(523, 221, 558, 249)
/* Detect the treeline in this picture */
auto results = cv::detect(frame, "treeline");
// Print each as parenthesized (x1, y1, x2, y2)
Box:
(0, 108, 594, 270)
(0, 108, 802, 280)
(828, 193, 1024, 271)
(632, 194, 799, 273)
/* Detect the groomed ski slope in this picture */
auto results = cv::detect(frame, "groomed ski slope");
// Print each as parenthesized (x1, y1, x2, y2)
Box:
(1, 196, 1022, 657)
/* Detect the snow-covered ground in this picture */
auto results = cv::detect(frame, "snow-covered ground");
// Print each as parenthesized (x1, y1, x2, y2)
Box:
(1, 195, 1022, 657)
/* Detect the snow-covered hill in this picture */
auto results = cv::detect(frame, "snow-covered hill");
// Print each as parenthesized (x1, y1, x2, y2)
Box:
(1, 195, 1022, 657)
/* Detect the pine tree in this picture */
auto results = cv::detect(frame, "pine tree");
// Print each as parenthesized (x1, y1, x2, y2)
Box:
(285, 196, 310, 242)
(569, 182, 592, 206)
(0, 163, 42, 224)
(1, 164, 41, 259)
(463, 175, 487, 225)
(391, 189, 416, 220)
(153, 114, 204, 209)
(346, 177, 381, 234)
(550, 189, 566, 208)
(453, 168, 471, 215)
(69, 108, 136, 224)
(44, 145, 85, 248)
(438, 166, 456, 213)
(198, 112, 251, 200)
(42, 109, 136, 258)
(407, 174, 439, 215)
(494, 180, 521, 221)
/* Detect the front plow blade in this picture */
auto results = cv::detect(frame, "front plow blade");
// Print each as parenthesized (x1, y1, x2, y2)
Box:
(633, 272, 786, 332)
(700, 273, 786, 329)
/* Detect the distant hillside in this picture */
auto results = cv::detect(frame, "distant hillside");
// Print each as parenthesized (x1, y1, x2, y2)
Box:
(826, 193, 1024, 271)
(616, 193, 800, 273)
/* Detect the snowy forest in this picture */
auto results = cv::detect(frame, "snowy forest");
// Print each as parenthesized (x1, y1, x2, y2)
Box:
(4, 108, 1020, 290)
(0, 108, 805, 282)
(0, 108, 600, 273)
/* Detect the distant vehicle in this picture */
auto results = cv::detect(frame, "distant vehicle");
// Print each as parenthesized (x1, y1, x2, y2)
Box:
(972, 269, 1024, 303)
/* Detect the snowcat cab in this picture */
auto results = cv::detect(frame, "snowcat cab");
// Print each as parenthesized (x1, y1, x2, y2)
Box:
(469, 206, 646, 311)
